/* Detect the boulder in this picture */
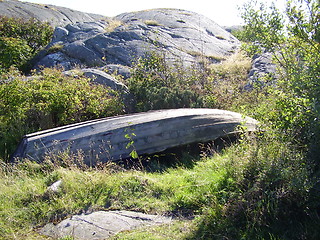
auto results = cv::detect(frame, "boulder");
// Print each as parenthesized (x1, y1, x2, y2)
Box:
(46, 180, 63, 193)
(39, 210, 172, 240)
(81, 68, 128, 92)
(245, 52, 277, 90)
(104, 64, 131, 79)
(75, 68, 134, 112)
(34, 8, 240, 70)
(63, 68, 133, 107)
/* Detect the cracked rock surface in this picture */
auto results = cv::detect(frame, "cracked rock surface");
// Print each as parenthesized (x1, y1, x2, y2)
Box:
(39, 210, 172, 239)
(34, 8, 240, 70)
(0, 0, 104, 26)
(245, 52, 277, 90)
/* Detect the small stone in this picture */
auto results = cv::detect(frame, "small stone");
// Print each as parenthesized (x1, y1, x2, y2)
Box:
(47, 180, 62, 193)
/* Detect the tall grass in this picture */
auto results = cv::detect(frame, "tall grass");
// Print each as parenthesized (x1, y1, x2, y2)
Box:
(0, 146, 236, 239)
(188, 132, 319, 240)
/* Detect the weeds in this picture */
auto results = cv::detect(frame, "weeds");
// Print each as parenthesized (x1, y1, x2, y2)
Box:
(0, 67, 123, 160)
(188, 132, 319, 239)
(104, 19, 123, 33)
(144, 20, 162, 26)
(0, 145, 236, 240)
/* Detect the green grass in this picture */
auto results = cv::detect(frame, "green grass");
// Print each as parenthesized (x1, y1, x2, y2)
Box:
(110, 220, 195, 239)
(0, 148, 234, 239)
(1, 131, 319, 239)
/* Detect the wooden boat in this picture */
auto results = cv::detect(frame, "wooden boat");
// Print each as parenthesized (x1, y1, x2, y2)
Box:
(12, 108, 258, 165)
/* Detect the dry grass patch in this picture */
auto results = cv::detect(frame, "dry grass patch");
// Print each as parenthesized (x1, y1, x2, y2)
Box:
(105, 19, 123, 33)
(204, 51, 252, 109)
(144, 20, 162, 26)
(209, 51, 251, 75)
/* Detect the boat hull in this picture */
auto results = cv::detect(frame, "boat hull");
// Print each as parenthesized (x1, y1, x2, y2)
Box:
(12, 108, 258, 165)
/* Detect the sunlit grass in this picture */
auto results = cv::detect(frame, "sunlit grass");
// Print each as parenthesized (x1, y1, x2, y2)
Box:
(0, 148, 233, 239)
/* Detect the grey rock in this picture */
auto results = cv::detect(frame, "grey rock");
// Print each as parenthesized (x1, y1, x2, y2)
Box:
(64, 41, 105, 66)
(46, 180, 63, 193)
(63, 68, 134, 112)
(0, 0, 105, 27)
(12, 108, 258, 166)
(245, 52, 277, 90)
(52, 27, 69, 42)
(104, 64, 131, 79)
(39, 210, 172, 240)
(33, 8, 240, 70)
(81, 68, 134, 112)
(82, 68, 128, 91)
(36, 52, 81, 70)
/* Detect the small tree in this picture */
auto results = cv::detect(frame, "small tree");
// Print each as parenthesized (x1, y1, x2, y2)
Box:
(197, 1, 320, 239)
(238, 0, 320, 148)
(0, 37, 32, 71)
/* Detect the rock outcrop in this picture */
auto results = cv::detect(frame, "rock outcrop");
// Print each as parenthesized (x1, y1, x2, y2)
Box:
(0, 0, 104, 26)
(1, 2, 240, 73)
(245, 52, 277, 90)
(40, 210, 172, 240)
(34, 8, 240, 70)
(64, 68, 134, 112)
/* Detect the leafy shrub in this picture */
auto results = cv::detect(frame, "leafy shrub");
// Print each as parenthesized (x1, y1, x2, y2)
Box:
(0, 68, 124, 160)
(189, 134, 318, 239)
(0, 37, 32, 71)
(238, 0, 320, 152)
(0, 16, 53, 53)
(127, 51, 204, 112)
(0, 16, 53, 72)
(190, 0, 320, 239)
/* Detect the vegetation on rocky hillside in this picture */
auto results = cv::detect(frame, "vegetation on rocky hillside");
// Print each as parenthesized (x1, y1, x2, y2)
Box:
(0, 0, 319, 239)
(0, 68, 123, 161)
(0, 16, 53, 73)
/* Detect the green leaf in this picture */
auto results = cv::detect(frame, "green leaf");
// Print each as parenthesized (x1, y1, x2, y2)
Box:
(130, 150, 139, 159)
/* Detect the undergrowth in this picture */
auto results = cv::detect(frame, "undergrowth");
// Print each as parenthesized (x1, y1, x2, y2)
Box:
(0, 147, 234, 240)
(0, 67, 124, 160)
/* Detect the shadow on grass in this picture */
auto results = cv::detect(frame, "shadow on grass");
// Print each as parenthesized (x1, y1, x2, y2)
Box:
(115, 135, 239, 173)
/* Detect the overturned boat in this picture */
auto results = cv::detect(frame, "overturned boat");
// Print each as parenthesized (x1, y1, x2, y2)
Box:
(12, 108, 258, 165)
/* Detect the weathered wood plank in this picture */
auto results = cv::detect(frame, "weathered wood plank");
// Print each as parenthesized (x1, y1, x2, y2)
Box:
(12, 108, 258, 165)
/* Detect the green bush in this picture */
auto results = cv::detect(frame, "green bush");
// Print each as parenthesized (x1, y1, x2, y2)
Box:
(189, 0, 320, 239)
(238, 0, 320, 152)
(0, 68, 124, 160)
(127, 52, 204, 112)
(0, 16, 53, 72)
(0, 37, 32, 71)
(189, 134, 317, 239)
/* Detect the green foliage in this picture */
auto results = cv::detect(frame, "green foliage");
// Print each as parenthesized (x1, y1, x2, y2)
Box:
(128, 51, 204, 111)
(0, 37, 32, 71)
(235, 1, 285, 56)
(110, 220, 194, 239)
(0, 150, 234, 239)
(191, 0, 320, 239)
(0, 16, 53, 72)
(189, 134, 318, 239)
(0, 16, 53, 53)
(0, 68, 123, 160)
(238, 0, 320, 151)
